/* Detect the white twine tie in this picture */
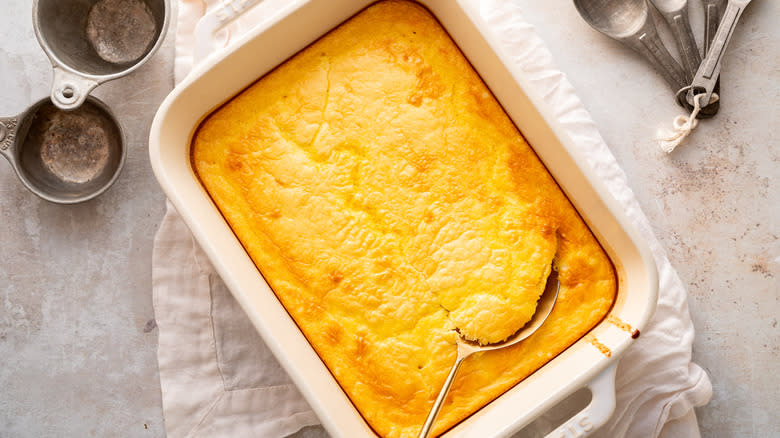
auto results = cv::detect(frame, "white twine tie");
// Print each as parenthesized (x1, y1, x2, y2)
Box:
(658, 93, 719, 153)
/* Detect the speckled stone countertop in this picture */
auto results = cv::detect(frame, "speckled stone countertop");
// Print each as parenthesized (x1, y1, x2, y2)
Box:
(1, 1, 777, 437)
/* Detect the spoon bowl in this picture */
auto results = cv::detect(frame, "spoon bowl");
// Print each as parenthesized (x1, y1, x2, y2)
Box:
(418, 271, 561, 438)
(573, 0, 688, 92)
(458, 270, 560, 352)
(574, 0, 648, 39)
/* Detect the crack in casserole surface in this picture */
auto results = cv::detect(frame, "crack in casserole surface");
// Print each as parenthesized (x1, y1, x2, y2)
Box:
(191, 1, 616, 436)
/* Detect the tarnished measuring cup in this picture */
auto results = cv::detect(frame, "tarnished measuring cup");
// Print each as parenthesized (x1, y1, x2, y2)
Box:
(0, 97, 125, 204)
(33, 0, 170, 110)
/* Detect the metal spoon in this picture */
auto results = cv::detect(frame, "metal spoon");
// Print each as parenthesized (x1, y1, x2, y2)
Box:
(417, 271, 561, 438)
(704, 0, 728, 50)
(650, 0, 701, 82)
(686, 0, 752, 107)
(573, 0, 688, 92)
(694, 0, 727, 116)
(676, 0, 727, 116)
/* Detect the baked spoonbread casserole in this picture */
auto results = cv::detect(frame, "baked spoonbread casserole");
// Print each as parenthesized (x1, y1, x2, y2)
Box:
(191, 1, 616, 436)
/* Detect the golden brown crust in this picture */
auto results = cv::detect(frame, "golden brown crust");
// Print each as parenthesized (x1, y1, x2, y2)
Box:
(191, 1, 616, 437)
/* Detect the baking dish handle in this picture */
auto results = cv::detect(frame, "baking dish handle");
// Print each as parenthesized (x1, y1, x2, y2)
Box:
(194, 0, 265, 63)
(543, 363, 618, 438)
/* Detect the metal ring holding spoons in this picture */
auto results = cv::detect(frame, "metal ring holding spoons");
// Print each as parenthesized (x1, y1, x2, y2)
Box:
(418, 271, 561, 438)
(0, 97, 125, 204)
(33, 0, 171, 110)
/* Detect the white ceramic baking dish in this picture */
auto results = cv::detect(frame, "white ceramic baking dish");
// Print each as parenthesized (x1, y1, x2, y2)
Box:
(149, 1, 659, 436)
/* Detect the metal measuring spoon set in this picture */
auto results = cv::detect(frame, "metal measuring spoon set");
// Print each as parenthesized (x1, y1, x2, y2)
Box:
(0, 0, 169, 204)
(574, 0, 752, 119)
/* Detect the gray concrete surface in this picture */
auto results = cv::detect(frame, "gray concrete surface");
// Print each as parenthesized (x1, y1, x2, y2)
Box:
(1, 0, 777, 437)
(518, 1, 779, 437)
(0, 0, 172, 436)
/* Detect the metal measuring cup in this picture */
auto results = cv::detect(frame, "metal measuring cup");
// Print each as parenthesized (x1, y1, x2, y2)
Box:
(33, 0, 170, 110)
(0, 97, 125, 204)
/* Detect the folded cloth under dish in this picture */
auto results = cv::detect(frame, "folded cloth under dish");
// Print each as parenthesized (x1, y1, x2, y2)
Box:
(152, 1, 712, 437)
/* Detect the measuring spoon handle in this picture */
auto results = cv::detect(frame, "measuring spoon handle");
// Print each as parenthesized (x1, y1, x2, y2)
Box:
(629, 21, 688, 92)
(704, 0, 727, 51)
(690, 0, 752, 105)
(666, 8, 701, 82)
(697, 0, 726, 117)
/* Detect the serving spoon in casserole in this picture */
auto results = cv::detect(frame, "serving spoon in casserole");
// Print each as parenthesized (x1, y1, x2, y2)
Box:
(418, 270, 561, 438)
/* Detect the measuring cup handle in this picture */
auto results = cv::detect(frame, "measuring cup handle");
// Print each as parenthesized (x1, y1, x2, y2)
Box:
(50, 66, 99, 111)
(0, 116, 19, 161)
(0, 115, 25, 184)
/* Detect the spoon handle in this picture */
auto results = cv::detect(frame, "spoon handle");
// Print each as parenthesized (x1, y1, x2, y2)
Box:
(697, 0, 726, 117)
(689, 0, 752, 106)
(418, 348, 471, 438)
(665, 8, 701, 82)
(630, 23, 688, 92)
(704, 0, 727, 52)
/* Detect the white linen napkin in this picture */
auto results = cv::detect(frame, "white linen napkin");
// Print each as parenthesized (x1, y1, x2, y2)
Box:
(153, 1, 713, 437)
